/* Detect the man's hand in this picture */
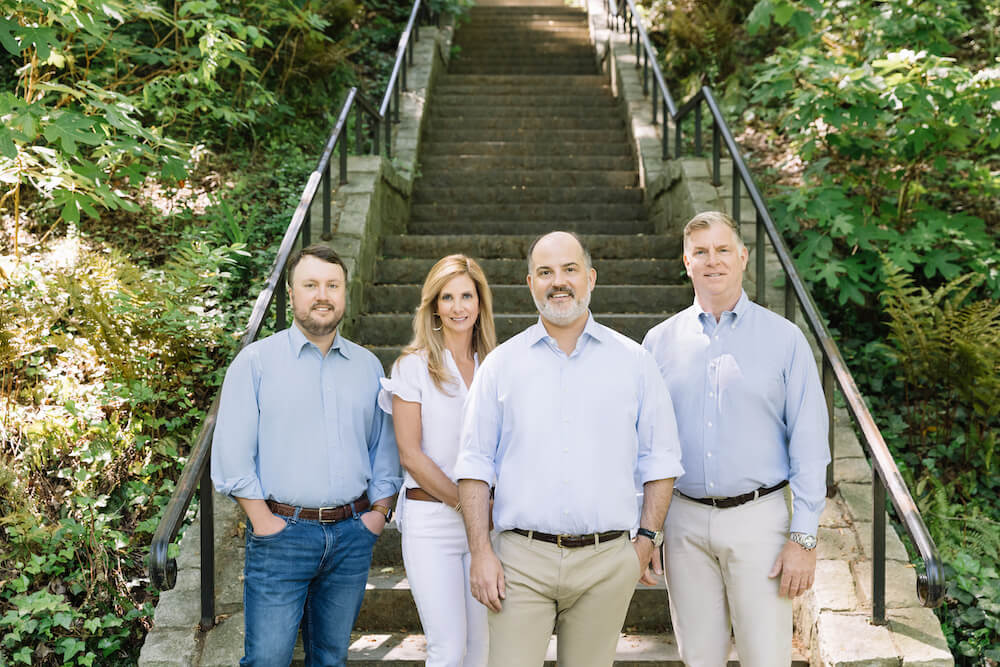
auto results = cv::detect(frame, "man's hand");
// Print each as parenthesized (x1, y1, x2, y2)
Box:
(469, 548, 506, 612)
(360, 511, 386, 536)
(633, 537, 661, 585)
(768, 539, 817, 598)
(252, 513, 287, 537)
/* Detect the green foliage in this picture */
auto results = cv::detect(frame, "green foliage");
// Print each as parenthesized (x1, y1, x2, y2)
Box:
(745, 0, 1000, 306)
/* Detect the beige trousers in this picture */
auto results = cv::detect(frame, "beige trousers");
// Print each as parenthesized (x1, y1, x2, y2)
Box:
(487, 530, 639, 667)
(663, 490, 792, 667)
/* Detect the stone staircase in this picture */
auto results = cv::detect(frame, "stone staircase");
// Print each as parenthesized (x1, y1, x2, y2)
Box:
(351, 0, 804, 663)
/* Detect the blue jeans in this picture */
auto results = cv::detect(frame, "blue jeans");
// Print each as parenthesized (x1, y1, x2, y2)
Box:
(241, 513, 379, 666)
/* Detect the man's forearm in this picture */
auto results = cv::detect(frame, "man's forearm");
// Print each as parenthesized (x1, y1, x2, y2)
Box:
(639, 477, 675, 530)
(459, 479, 492, 553)
(236, 497, 274, 529)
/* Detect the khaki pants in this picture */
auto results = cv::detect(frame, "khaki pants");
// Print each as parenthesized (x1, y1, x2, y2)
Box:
(487, 530, 639, 667)
(663, 489, 793, 667)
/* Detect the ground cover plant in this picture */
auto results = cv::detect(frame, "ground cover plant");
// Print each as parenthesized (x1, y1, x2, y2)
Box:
(0, 0, 429, 663)
(642, 0, 999, 662)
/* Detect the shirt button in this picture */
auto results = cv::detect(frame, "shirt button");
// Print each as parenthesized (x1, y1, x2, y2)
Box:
(709, 482, 715, 488)
(708, 391, 714, 398)
(714, 335, 719, 340)
(707, 452, 712, 458)
(707, 421, 713, 428)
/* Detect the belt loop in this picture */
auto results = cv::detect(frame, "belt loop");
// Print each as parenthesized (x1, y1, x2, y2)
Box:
(753, 489, 760, 501)
(292, 506, 302, 521)
(527, 530, 534, 540)
(593, 533, 599, 548)
(351, 500, 360, 520)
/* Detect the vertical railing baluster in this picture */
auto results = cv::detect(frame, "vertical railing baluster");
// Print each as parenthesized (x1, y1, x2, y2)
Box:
(276, 269, 287, 330)
(823, 360, 835, 496)
(374, 117, 381, 155)
(755, 210, 766, 306)
(872, 472, 887, 625)
(394, 81, 401, 122)
(409, 33, 415, 66)
(199, 465, 215, 631)
(339, 132, 348, 186)
(386, 98, 393, 156)
(402, 53, 408, 91)
(303, 209, 312, 247)
(323, 164, 333, 238)
(674, 113, 682, 159)
(694, 103, 702, 155)
(784, 277, 795, 322)
(652, 83, 658, 125)
(642, 48, 648, 95)
(731, 168, 741, 227)
(712, 122, 721, 186)
(355, 105, 363, 154)
(662, 100, 669, 160)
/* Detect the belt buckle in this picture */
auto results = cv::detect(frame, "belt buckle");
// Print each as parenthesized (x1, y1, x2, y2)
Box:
(556, 534, 572, 548)
(317, 506, 338, 523)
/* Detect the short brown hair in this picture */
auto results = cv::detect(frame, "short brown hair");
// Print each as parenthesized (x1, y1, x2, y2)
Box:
(286, 244, 348, 287)
(683, 211, 743, 248)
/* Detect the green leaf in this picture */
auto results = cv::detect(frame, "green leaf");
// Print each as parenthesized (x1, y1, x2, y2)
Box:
(0, 17, 21, 55)
(773, 1, 798, 26)
(746, 0, 774, 36)
(0, 128, 16, 158)
(788, 10, 812, 37)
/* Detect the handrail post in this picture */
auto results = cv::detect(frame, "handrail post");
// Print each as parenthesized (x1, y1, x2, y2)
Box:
(339, 133, 348, 186)
(674, 113, 682, 159)
(823, 360, 835, 497)
(276, 269, 287, 330)
(784, 277, 795, 322)
(198, 464, 215, 631)
(694, 104, 702, 155)
(872, 472, 888, 625)
(712, 121, 721, 186)
(755, 210, 766, 306)
(731, 169, 741, 229)
(652, 84, 657, 124)
(385, 98, 393, 156)
(402, 54, 408, 91)
(374, 117, 381, 155)
(302, 210, 311, 247)
(355, 105, 363, 154)
(662, 105, 669, 160)
(394, 82, 401, 123)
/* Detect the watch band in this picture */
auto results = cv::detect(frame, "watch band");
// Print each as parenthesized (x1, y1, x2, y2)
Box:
(371, 504, 394, 521)
(789, 532, 816, 550)
(636, 527, 664, 547)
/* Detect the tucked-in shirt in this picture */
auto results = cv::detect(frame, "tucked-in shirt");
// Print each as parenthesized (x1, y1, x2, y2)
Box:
(455, 314, 685, 535)
(211, 322, 401, 508)
(378, 349, 477, 489)
(642, 291, 829, 535)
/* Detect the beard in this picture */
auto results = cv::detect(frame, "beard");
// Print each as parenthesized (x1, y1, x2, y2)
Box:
(533, 285, 591, 326)
(293, 303, 342, 337)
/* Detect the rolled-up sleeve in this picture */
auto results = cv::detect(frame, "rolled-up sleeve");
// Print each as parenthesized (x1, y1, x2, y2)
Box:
(367, 362, 402, 501)
(455, 356, 500, 484)
(786, 330, 830, 535)
(211, 348, 265, 500)
(635, 350, 685, 485)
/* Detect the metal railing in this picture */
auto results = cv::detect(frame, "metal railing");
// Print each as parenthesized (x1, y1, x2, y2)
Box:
(147, 0, 434, 631)
(602, 0, 945, 624)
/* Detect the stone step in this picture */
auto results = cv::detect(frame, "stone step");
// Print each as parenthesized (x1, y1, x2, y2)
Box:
(451, 50, 596, 62)
(429, 106, 622, 120)
(431, 93, 614, 108)
(354, 566, 671, 633)
(455, 25, 589, 35)
(381, 234, 678, 258)
(439, 74, 608, 87)
(416, 168, 635, 187)
(410, 201, 644, 221)
(425, 116, 625, 131)
(419, 142, 630, 158)
(449, 63, 597, 75)
(358, 313, 675, 344)
(375, 257, 680, 285)
(405, 219, 652, 235)
(423, 128, 630, 145)
(432, 83, 610, 97)
(412, 185, 641, 205)
(366, 284, 692, 314)
(418, 154, 635, 171)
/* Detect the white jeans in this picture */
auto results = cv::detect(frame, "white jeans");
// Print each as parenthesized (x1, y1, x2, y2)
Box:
(663, 489, 793, 667)
(401, 498, 488, 667)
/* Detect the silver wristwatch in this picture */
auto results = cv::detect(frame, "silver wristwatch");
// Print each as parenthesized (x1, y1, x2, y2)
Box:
(789, 532, 817, 551)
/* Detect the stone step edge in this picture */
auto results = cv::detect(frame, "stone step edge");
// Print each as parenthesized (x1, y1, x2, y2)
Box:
(345, 632, 809, 664)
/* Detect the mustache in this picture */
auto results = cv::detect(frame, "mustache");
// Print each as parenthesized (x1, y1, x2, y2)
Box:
(546, 286, 575, 299)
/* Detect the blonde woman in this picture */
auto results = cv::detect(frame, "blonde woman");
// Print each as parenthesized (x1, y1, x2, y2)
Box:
(379, 254, 496, 666)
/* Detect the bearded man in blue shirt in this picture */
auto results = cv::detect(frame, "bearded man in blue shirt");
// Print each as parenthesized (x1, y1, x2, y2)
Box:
(211, 244, 401, 667)
(456, 231, 685, 667)
(642, 211, 829, 667)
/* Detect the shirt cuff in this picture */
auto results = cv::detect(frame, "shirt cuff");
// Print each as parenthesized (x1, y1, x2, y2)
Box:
(636, 457, 685, 487)
(454, 454, 493, 484)
(790, 504, 823, 536)
(214, 475, 264, 501)
(368, 478, 402, 504)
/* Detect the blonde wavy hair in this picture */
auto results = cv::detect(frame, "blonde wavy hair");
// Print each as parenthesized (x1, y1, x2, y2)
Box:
(400, 254, 497, 394)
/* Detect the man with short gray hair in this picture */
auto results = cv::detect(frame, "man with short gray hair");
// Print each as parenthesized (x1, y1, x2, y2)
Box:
(642, 211, 829, 666)
(457, 231, 684, 667)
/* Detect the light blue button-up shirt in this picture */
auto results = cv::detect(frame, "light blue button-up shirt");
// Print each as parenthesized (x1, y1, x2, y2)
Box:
(455, 315, 685, 535)
(211, 322, 401, 508)
(642, 291, 829, 535)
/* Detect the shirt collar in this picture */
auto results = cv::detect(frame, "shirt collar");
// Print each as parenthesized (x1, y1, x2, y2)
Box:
(692, 290, 750, 326)
(527, 312, 604, 347)
(288, 321, 350, 359)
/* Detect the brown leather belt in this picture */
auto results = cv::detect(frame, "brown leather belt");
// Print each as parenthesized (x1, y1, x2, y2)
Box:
(676, 480, 788, 509)
(405, 487, 441, 503)
(266, 495, 369, 523)
(511, 528, 625, 549)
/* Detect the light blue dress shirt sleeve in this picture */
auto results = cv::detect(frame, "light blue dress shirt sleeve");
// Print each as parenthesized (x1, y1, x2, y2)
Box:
(455, 354, 500, 486)
(366, 359, 402, 502)
(635, 350, 686, 486)
(211, 345, 265, 500)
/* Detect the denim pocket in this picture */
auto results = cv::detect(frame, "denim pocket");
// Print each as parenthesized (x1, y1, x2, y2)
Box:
(249, 517, 290, 541)
(356, 516, 381, 540)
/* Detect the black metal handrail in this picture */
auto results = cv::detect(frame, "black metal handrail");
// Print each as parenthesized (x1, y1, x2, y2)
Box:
(148, 0, 434, 631)
(602, 0, 945, 624)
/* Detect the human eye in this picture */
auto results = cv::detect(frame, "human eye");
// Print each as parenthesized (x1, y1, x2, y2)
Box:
(441, 293, 453, 301)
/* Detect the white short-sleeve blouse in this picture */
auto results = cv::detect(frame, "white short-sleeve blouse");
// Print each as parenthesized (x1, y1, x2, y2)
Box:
(378, 349, 477, 490)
